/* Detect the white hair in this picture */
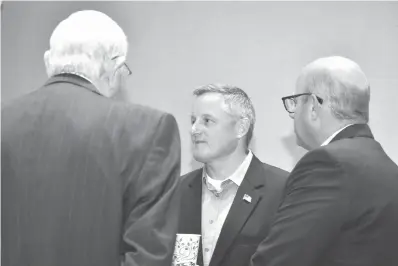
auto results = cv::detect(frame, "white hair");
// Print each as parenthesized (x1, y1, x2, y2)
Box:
(193, 83, 256, 148)
(300, 56, 370, 122)
(44, 10, 128, 80)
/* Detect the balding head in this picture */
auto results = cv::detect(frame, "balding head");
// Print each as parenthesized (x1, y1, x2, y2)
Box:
(44, 10, 129, 96)
(297, 56, 370, 122)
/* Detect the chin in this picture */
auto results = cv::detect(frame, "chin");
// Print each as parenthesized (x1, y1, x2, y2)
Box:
(192, 154, 209, 164)
(296, 136, 311, 151)
(192, 150, 213, 164)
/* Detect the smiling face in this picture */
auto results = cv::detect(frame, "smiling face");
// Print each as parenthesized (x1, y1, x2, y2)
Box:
(190, 93, 240, 163)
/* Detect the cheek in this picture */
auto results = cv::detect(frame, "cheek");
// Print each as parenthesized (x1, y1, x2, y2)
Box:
(293, 111, 305, 133)
(111, 71, 125, 86)
(117, 72, 124, 85)
(295, 111, 313, 137)
(192, 126, 239, 161)
(211, 128, 238, 149)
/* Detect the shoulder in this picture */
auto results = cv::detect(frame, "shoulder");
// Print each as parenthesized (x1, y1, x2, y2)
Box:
(288, 148, 346, 190)
(180, 168, 202, 186)
(259, 162, 289, 190)
(1, 89, 42, 125)
(1, 88, 37, 111)
(322, 137, 380, 164)
(248, 155, 289, 191)
(252, 154, 289, 181)
(117, 102, 172, 121)
(112, 102, 178, 132)
(262, 163, 289, 179)
(294, 147, 340, 172)
(298, 141, 367, 171)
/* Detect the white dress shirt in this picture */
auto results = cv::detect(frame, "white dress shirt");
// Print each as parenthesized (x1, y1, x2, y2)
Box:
(321, 124, 354, 146)
(201, 151, 253, 266)
(60, 71, 94, 84)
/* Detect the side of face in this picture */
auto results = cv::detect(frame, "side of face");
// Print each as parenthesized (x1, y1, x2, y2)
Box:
(108, 59, 128, 98)
(190, 93, 241, 163)
(291, 76, 319, 150)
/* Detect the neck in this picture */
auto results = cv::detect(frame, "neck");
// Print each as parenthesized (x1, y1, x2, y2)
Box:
(205, 148, 249, 181)
(93, 78, 114, 98)
(317, 119, 356, 146)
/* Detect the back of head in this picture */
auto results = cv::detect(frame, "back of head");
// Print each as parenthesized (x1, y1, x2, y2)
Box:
(299, 56, 370, 123)
(44, 10, 128, 93)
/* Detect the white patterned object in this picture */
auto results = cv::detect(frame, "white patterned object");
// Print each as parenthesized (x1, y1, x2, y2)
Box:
(172, 234, 201, 266)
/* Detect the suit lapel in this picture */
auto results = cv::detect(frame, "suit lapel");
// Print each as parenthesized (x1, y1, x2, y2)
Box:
(179, 170, 204, 266)
(209, 156, 265, 266)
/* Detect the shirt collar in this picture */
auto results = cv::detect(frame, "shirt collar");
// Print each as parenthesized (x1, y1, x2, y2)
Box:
(59, 72, 94, 86)
(202, 150, 253, 189)
(321, 124, 354, 146)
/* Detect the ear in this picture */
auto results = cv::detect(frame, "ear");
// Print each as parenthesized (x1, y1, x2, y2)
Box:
(44, 50, 51, 77)
(309, 94, 321, 120)
(102, 55, 125, 80)
(112, 55, 126, 74)
(236, 118, 250, 139)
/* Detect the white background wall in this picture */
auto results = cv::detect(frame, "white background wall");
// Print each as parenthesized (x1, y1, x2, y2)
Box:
(2, 1, 397, 174)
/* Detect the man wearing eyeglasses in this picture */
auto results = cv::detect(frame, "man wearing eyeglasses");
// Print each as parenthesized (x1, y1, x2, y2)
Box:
(2, 10, 181, 266)
(250, 56, 398, 266)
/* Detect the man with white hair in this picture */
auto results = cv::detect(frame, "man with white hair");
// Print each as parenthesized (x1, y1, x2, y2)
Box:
(250, 56, 398, 266)
(177, 84, 288, 266)
(2, 10, 181, 266)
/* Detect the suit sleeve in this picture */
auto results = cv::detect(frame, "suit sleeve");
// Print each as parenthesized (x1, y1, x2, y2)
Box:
(250, 149, 348, 266)
(121, 113, 182, 266)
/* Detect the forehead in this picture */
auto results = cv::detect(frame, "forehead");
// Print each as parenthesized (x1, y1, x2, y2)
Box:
(192, 93, 229, 115)
(295, 74, 308, 94)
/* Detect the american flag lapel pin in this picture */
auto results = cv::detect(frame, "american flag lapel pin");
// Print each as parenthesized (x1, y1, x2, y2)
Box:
(243, 194, 252, 203)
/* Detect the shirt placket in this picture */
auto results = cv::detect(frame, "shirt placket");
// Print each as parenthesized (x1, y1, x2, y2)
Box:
(204, 180, 232, 265)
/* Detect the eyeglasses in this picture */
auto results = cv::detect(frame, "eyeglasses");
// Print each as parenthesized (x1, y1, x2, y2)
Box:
(111, 55, 132, 76)
(120, 62, 132, 76)
(281, 93, 324, 114)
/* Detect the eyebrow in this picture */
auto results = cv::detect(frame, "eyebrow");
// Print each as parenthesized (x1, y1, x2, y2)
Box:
(191, 114, 217, 120)
(202, 114, 215, 119)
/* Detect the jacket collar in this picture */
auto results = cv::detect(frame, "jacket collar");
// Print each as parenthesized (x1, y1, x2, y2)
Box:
(329, 123, 374, 144)
(44, 73, 102, 96)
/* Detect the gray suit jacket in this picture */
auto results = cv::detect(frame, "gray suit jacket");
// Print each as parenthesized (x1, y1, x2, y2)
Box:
(2, 74, 182, 266)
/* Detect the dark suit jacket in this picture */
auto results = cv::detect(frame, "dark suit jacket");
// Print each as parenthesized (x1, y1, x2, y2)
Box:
(1, 74, 182, 266)
(250, 124, 398, 266)
(178, 155, 288, 266)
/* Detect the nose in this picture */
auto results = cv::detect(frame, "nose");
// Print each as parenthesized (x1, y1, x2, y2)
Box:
(191, 121, 201, 136)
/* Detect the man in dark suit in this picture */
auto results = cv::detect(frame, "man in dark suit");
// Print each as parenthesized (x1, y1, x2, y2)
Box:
(178, 84, 288, 266)
(2, 10, 181, 266)
(250, 56, 398, 266)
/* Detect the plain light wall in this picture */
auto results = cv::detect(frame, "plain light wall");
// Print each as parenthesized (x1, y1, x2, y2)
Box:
(2, 1, 398, 174)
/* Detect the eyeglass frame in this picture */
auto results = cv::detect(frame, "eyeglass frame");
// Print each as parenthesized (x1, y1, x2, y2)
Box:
(281, 93, 324, 114)
(111, 55, 132, 76)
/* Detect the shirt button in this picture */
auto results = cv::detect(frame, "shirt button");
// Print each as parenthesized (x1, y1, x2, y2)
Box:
(205, 248, 210, 252)
(209, 220, 214, 224)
